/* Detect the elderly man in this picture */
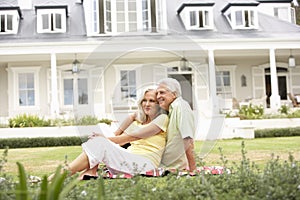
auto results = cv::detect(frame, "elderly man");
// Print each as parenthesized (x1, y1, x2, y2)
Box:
(157, 78, 196, 172)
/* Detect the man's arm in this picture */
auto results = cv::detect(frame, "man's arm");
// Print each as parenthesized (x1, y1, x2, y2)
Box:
(183, 137, 196, 172)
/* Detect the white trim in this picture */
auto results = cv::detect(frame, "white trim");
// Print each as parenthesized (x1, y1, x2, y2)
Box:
(215, 65, 237, 99)
(224, 7, 258, 30)
(36, 8, 67, 33)
(179, 6, 214, 30)
(0, 10, 20, 34)
(10, 66, 41, 112)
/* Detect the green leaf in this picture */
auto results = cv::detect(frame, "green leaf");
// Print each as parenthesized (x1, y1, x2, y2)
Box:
(47, 166, 67, 200)
(38, 176, 48, 200)
(97, 177, 105, 200)
(58, 177, 80, 200)
(16, 162, 30, 200)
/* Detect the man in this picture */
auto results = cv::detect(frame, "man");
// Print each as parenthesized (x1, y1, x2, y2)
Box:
(157, 78, 196, 172)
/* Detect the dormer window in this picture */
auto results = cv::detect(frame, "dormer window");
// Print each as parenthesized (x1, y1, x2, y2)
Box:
(222, 3, 259, 29)
(274, 6, 296, 23)
(0, 7, 21, 34)
(88, 0, 166, 35)
(177, 3, 214, 30)
(36, 6, 67, 33)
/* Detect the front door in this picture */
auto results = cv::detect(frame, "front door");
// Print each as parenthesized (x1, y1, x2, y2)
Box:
(265, 74, 288, 106)
(168, 74, 193, 109)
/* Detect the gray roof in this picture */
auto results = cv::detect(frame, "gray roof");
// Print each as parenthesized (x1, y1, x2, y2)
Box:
(0, 0, 299, 43)
(168, 0, 300, 39)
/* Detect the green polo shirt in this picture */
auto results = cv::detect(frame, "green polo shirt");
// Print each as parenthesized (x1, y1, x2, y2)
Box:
(160, 97, 195, 169)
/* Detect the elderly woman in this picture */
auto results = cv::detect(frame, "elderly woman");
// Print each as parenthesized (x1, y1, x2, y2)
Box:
(49, 88, 168, 180)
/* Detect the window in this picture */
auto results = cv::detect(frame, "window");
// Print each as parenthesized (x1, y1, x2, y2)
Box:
(0, 10, 20, 34)
(36, 8, 67, 33)
(216, 71, 232, 98)
(222, 4, 258, 29)
(18, 73, 35, 106)
(229, 9, 257, 29)
(189, 9, 211, 29)
(177, 3, 214, 30)
(142, 0, 150, 31)
(78, 78, 88, 105)
(120, 70, 136, 99)
(63, 78, 88, 106)
(63, 79, 73, 105)
(92, 0, 158, 34)
(274, 7, 288, 20)
(274, 7, 295, 23)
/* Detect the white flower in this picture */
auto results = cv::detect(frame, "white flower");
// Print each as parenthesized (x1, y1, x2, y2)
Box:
(0, 177, 6, 183)
(81, 190, 87, 196)
(152, 188, 157, 192)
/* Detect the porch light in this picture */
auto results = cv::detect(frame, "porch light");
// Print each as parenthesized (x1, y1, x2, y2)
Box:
(180, 57, 188, 70)
(288, 50, 296, 68)
(72, 54, 80, 74)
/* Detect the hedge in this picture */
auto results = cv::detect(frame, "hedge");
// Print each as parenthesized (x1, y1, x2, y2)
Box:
(0, 137, 85, 149)
(1, 126, 300, 149)
(255, 126, 300, 138)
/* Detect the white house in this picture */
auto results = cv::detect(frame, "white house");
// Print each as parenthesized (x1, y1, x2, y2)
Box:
(0, 0, 300, 139)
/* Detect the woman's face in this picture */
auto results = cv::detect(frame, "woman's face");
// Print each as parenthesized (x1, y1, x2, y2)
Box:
(141, 90, 160, 117)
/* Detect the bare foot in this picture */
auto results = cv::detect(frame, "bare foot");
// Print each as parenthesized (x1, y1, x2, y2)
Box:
(79, 167, 98, 180)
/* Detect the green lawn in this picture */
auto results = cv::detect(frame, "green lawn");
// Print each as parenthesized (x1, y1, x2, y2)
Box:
(1, 137, 300, 177)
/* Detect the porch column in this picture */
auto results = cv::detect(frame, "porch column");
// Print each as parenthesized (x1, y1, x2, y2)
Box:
(269, 48, 281, 109)
(50, 53, 59, 117)
(208, 49, 219, 114)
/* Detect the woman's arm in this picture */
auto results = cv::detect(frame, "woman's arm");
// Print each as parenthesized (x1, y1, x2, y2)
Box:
(114, 113, 136, 136)
(108, 123, 162, 145)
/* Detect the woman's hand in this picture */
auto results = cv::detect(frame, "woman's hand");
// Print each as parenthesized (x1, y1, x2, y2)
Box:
(88, 132, 105, 139)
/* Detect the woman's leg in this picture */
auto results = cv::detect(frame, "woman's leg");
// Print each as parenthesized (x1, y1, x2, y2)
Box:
(48, 152, 90, 181)
(67, 152, 90, 175)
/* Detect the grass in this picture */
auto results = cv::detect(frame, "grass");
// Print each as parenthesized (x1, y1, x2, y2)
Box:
(1, 137, 300, 177)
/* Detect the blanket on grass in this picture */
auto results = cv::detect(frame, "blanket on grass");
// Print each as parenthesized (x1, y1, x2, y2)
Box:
(103, 166, 228, 179)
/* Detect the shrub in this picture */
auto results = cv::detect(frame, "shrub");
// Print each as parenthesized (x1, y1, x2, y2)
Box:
(1, 142, 300, 199)
(0, 137, 83, 149)
(287, 109, 300, 118)
(278, 104, 290, 115)
(8, 114, 51, 128)
(255, 127, 300, 138)
(7, 114, 114, 128)
(74, 116, 113, 126)
(238, 104, 264, 120)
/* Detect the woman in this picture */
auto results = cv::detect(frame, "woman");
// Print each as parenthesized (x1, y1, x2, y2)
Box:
(49, 88, 168, 180)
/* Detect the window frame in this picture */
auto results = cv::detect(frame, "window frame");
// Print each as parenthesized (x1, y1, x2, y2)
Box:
(60, 71, 89, 109)
(10, 67, 41, 110)
(113, 65, 139, 107)
(224, 7, 258, 29)
(36, 8, 67, 33)
(0, 10, 20, 34)
(187, 8, 213, 30)
(274, 6, 295, 23)
(216, 65, 236, 99)
(91, 0, 157, 35)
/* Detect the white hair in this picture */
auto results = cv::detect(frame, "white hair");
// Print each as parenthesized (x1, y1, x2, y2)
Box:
(158, 78, 182, 97)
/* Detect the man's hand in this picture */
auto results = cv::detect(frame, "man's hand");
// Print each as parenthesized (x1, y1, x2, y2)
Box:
(183, 137, 196, 172)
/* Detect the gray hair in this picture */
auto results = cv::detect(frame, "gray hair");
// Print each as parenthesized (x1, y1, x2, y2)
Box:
(158, 78, 182, 97)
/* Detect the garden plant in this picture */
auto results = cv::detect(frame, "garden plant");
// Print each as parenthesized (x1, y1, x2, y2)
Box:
(0, 141, 299, 200)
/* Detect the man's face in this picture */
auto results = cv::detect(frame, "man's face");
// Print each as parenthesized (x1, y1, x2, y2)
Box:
(156, 84, 177, 111)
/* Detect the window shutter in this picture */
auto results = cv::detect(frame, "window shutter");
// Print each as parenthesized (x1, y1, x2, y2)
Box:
(252, 67, 265, 98)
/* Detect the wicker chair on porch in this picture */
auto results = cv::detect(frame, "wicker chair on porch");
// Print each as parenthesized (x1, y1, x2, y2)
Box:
(288, 93, 300, 107)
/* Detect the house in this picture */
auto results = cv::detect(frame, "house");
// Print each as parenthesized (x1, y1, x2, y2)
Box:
(0, 0, 300, 139)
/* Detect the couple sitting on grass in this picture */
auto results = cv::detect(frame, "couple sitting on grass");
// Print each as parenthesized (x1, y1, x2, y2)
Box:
(48, 78, 196, 181)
